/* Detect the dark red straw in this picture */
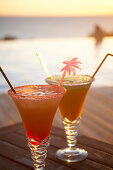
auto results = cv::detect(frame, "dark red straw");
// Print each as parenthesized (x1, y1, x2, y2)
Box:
(0, 67, 16, 94)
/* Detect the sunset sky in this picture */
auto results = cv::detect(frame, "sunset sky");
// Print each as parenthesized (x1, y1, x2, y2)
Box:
(0, 0, 113, 17)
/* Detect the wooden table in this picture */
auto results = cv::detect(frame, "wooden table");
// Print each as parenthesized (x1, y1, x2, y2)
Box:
(0, 123, 113, 170)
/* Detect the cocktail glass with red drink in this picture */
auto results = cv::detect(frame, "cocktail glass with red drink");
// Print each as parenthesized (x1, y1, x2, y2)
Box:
(8, 85, 66, 169)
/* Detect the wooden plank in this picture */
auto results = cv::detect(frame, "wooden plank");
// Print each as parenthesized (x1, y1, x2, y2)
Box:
(84, 89, 113, 122)
(17, 155, 73, 170)
(0, 123, 23, 135)
(0, 130, 73, 170)
(0, 155, 32, 170)
(78, 135, 113, 155)
(0, 136, 73, 169)
(0, 134, 110, 170)
(81, 109, 113, 144)
(47, 145, 112, 170)
(0, 97, 14, 127)
(92, 87, 113, 99)
(0, 128, 112, 169)
(84, 95, 113, 122)
(0, 94, 21, 128)
(50, 134, 113, 168)
(0, 140, 31, 161)
(80, 87, 113, 144)
(0, 94, 19, 121)
(88, 87, 113, 108)
(14, 125, 113, 156)
(51, 126, 113, 156)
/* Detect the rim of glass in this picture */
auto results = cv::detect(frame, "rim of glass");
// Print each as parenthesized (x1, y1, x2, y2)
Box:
(46, 74, 95, 86)
(8, 85, 66, 100)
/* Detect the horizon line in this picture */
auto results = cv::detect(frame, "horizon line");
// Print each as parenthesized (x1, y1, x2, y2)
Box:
(0, 15, 113, 18)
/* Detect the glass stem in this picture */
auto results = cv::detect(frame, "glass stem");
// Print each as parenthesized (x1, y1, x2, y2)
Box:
(28, 137, 49, 170)
(63, 117, 81, 149)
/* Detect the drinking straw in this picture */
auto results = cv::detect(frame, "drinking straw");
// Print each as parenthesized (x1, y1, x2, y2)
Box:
(92, 53, 113, 79)
(0, 67, 16, 94)
(36, 53, 52, 80)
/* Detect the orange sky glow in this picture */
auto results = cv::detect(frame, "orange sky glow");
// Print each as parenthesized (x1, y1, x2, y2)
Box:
(0, 0, 113, 17)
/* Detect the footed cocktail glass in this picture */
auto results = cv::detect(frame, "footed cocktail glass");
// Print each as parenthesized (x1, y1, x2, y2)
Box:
(46, 74, 94, 162)
(8, 85, 66, 169)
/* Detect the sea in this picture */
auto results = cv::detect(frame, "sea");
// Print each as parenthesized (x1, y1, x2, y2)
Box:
(0, 16, 113, 93)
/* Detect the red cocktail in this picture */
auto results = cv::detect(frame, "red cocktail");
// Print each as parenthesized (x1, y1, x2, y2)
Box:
(8, 85, 66, 169)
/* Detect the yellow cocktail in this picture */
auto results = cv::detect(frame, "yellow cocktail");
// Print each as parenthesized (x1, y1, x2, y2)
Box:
(46, 74, 94, 162)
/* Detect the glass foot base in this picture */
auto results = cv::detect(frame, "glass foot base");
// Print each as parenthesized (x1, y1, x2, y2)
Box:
(56, 148, 88, 162)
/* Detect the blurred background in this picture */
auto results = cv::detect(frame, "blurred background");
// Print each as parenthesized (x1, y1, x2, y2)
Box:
(0, 0, 113, 92)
